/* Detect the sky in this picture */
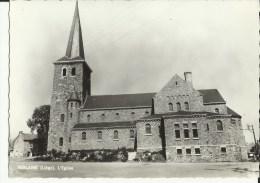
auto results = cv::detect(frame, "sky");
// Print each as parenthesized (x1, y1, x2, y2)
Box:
(9, 0, 259, 143)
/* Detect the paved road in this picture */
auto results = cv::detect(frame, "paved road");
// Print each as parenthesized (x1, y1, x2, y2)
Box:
(9, 159, 259, 178)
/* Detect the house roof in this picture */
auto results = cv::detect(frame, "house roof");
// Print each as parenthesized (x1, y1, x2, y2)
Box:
(82, 93, 156, 110)
(198, 89, 226, 104)
(73, 121, 136, 129)
(21, 133, 38, 141)
(227, 107, 241, 118)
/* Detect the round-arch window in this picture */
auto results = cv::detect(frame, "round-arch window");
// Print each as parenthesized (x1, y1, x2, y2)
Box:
(59, 137, 63, 146)
(62, 68, 67, 76)
(184, 102, 189, 110)
(114, 130, 118, 139)
(217, 120, 223, 131)
(145, 124, 151, 134)
(71, 68, 76, 76)
(176, 102, 181, 111)
(82, 132, 86, 140)
(168, 103, 173, 111)
(215, 108, 219, 113)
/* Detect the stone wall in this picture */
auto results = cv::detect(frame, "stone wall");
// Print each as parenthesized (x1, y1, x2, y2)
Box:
(71, 127, 135, 150)
(136, 120, 163, 152)
(80, 107, 152, 123)
(48, 62, 90, 152)
(153, 74, 204, 114)
(164, 116, 247, 162)
(203, 104, 227, 114)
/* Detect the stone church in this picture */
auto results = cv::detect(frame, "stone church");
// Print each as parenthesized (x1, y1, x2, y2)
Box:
(47, 2, 247, 162)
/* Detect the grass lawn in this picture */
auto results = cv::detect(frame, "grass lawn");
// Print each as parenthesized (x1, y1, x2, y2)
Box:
(9, 159, 259, 178)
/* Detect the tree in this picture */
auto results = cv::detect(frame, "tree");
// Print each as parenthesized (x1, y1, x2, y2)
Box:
(27, 105, 50, 155)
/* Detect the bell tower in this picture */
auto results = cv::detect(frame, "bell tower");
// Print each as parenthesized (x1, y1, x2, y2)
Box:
(47, 1, 92, 151)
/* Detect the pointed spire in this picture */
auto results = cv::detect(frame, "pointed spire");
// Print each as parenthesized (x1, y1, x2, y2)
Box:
(65, 1, 85, 59)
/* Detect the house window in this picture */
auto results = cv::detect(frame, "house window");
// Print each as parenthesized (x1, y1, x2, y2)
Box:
(60, 114, 65, 122)
(176, 102, 181, 111)
(59, 137, 63, 146)
(174, 124, 180, 139)
(221, 147, 226, 154)
(168, 103, 173, 111)
(175, 81, 178, 86)
(71, 68, 76, 76)
(145, 111, 149, 115)
(186, 148, 191, 155)
(184, 102, 189, 110)
(195, 148, 201, 155)
(71, 102, 73, 108)
(62, 68, 67, 76)
(130, 130, 135, 138)
(177, 148, 182, 155)
(113, 130, 118, 140)
(145, 124, 151, 135)
(101, 114, 105, 121)
(215, 108, 219, 113)
(217, 120, 223, 131)
(98, 131, 102, 140)
(115, 113, 120, 120)
(206, 123, 209, 131)
(183, 123, 189, 138)
(192, 123, 198, 138)
(82, 132, 86, 140)
(69, 137, 71, 143)
(87, 115, 91, 122)
(70, 113, 72, 118)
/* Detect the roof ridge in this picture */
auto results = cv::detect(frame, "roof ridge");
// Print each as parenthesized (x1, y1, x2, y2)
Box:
(89, 92, 156, 97)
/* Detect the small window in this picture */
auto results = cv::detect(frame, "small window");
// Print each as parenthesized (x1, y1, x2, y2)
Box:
(186, 148, 191, 155)
(174, 124, 180, 139)
(62, 68, 67, 76)
(98, 131, 102, 140)
(195, 148, 201, 155)
(145, 111, 149, 115)
(87, 115, 91, 122)
(175, 81, 178, 86)
(183, 123, 189, 138)
(206, 124, 209, 131)
(59, 137, 63, 146)
(130, 130, 135, 138)
(184, 102, 189, 110)
(101, 114, 105, 121)
(215, 108, 219, 113)
(69, 137, 71, 143)
(221, 147, 226, 154)
(71, 102, 73, 108)
(113, 130, 118, 140)
(131, 112, 135, 117)
(176, 102, 181, 111)
(192, 123, 198, 139)
(177, 148, 182, 155)
(217, 120, 223, 131)
(82, 132, 86, 140)
(115, 113, 120, 120)
(145, 124, 151, 135)
(71, 68, 76, 76)
(70, 113, 72, 118)
(168, 103, 173, 111)
(60, 114, 65, 122)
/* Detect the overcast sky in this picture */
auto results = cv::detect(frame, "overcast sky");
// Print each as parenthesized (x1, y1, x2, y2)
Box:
(9, 0, 258, 143)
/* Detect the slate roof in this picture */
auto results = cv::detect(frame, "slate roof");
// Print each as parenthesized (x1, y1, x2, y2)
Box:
(82, 93, 156, 110)
(198, 89, 226, 104)
(73, 121, 136, 129)
(227, 107, 241, 118)
(22, 133, 38, 141)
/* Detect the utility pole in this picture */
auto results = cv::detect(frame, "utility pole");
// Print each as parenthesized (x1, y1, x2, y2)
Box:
(247, 125, 258, 159)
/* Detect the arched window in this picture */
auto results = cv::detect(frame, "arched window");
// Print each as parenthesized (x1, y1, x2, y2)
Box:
(130, 130, 135, 138)
(60, 114, 65, 122)
(168, 103, 173, 111)
(217, 120, 223, 131)
(113, 130, 118, 140)
(59, 137, 63, 146)
(98, 131, 102, 140)
(69, 137, 71, 143)
(71, 102, 73, 108)
(115, 113, 120, 120)
(71, 68, 76, 76)
(206, 124, 209, 131)
(176, 102, 181, 111)
(184, 102, 189, 110)
(87, 115, 91, 122)
(215, 108, 219, 113)
(62, 68, 67, 76)
(82, 132, 86, 140)
(101, 114, 105, 121)
(145, 124, 151, 134)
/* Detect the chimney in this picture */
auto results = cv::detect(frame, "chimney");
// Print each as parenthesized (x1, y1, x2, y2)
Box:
(184, 72, 192, 86)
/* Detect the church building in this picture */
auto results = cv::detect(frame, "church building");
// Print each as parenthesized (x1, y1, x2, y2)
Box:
(47, 2, 247, 162)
